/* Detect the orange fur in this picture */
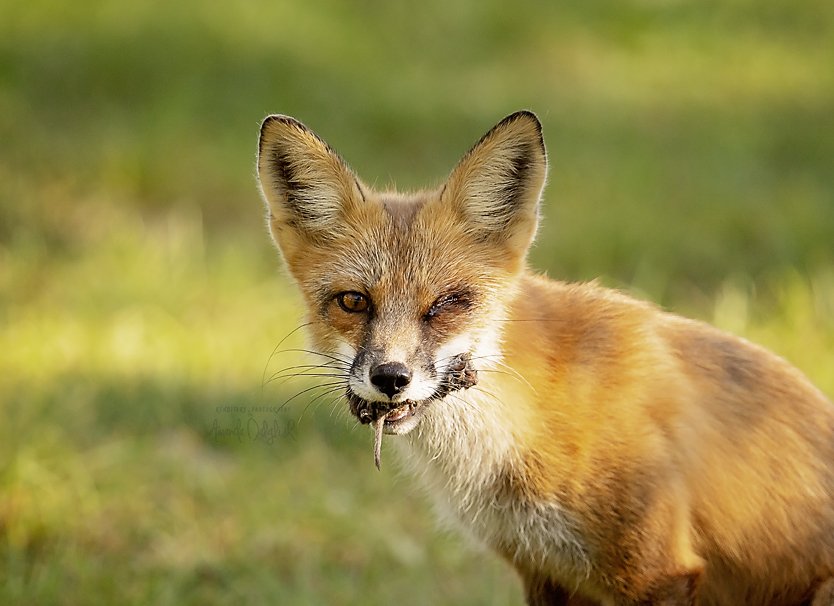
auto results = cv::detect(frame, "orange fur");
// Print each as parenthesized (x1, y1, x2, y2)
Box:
(257, 111, 834, 605)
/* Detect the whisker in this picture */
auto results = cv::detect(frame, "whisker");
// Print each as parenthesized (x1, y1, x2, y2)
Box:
(265, 374, 349, 392)
(327, 394, 348, 419)
(262, 322, 316, 388)
(299, 386, 350, 422)
(492, 317, 565, 323)
(473, 367, 535, 392)
(266, 364, 348, 381)
(471, 385, 501, 402)
(434, 351, 466, 366)
(268, 372, 349, 381)
(442, 391, 478, 410)
(276, 380, 349, 413)
(461, 353, 535, 392)
(268, 347, 353, 365)
(266, 361, 348, 382)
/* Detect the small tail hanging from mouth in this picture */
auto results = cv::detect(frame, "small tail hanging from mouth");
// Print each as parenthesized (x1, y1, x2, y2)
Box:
(373, 416, 384, 470)
(357, 352, 480, 471)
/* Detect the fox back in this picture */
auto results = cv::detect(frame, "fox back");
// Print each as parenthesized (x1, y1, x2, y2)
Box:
(257, 111, 834, 605)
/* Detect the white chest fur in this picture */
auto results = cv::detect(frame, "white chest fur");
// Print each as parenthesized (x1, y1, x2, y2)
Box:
(393, 389, 591, 584)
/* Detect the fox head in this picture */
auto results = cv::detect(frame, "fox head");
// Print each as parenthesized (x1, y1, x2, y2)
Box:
(257, 111, 547, 435)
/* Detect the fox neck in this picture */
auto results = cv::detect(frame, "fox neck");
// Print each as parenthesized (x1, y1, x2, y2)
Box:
(395, 382, 521, 520)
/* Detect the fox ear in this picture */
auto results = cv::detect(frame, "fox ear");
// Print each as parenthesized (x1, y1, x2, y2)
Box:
(257, 115, 365, 255)
(441, 111, 547, 257)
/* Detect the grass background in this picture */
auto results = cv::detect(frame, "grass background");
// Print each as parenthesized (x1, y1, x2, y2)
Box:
(1, 0, 833, 604)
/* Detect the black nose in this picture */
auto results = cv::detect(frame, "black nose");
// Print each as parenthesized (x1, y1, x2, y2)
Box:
(370, 362, 412, 398)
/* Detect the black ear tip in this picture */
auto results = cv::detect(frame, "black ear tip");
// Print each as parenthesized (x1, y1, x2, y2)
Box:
(503, 110, 542, 133)
(259, 115, 310, 156)
(260, 114, 307, 135)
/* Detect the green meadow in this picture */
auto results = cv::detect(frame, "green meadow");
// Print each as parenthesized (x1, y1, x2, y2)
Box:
(1, 0, 832, 604)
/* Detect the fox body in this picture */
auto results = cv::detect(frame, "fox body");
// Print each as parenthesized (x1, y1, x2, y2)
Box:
(257, 112, 834, 605)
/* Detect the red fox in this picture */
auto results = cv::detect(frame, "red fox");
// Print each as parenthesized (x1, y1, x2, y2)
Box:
(256, 111, 834, 605)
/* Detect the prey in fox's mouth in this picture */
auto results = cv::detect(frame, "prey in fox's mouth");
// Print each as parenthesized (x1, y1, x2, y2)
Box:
(347, 352, 479, 469)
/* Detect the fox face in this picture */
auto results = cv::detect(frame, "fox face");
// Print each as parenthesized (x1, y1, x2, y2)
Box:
(257, 112, 547, 435)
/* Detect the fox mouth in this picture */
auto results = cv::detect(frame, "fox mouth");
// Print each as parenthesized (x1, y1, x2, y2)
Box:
(348, 352, 478, 435)
(349, 397, 424, 435)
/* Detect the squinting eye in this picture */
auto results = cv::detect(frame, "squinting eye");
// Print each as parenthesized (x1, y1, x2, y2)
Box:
(336, 291, 369, 313)
(424, 294, 460, 320)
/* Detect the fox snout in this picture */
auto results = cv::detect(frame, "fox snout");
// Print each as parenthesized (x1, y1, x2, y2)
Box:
(369, 361, 413, 399)
(347, 355, 417, 426)
(349, 352, 479, 430)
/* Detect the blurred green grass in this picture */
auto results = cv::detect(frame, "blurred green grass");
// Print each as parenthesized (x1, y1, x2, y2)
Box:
(1, 0, 832, 604)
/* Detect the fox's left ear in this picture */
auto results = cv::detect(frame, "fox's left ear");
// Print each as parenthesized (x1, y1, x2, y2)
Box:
(441, 110, 547, 258)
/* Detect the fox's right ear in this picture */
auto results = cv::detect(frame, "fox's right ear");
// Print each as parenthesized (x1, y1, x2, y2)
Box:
(257, 115, 365, 258)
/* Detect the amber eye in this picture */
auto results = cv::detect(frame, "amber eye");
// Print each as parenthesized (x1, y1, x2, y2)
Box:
(336, 291, 369, 313)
